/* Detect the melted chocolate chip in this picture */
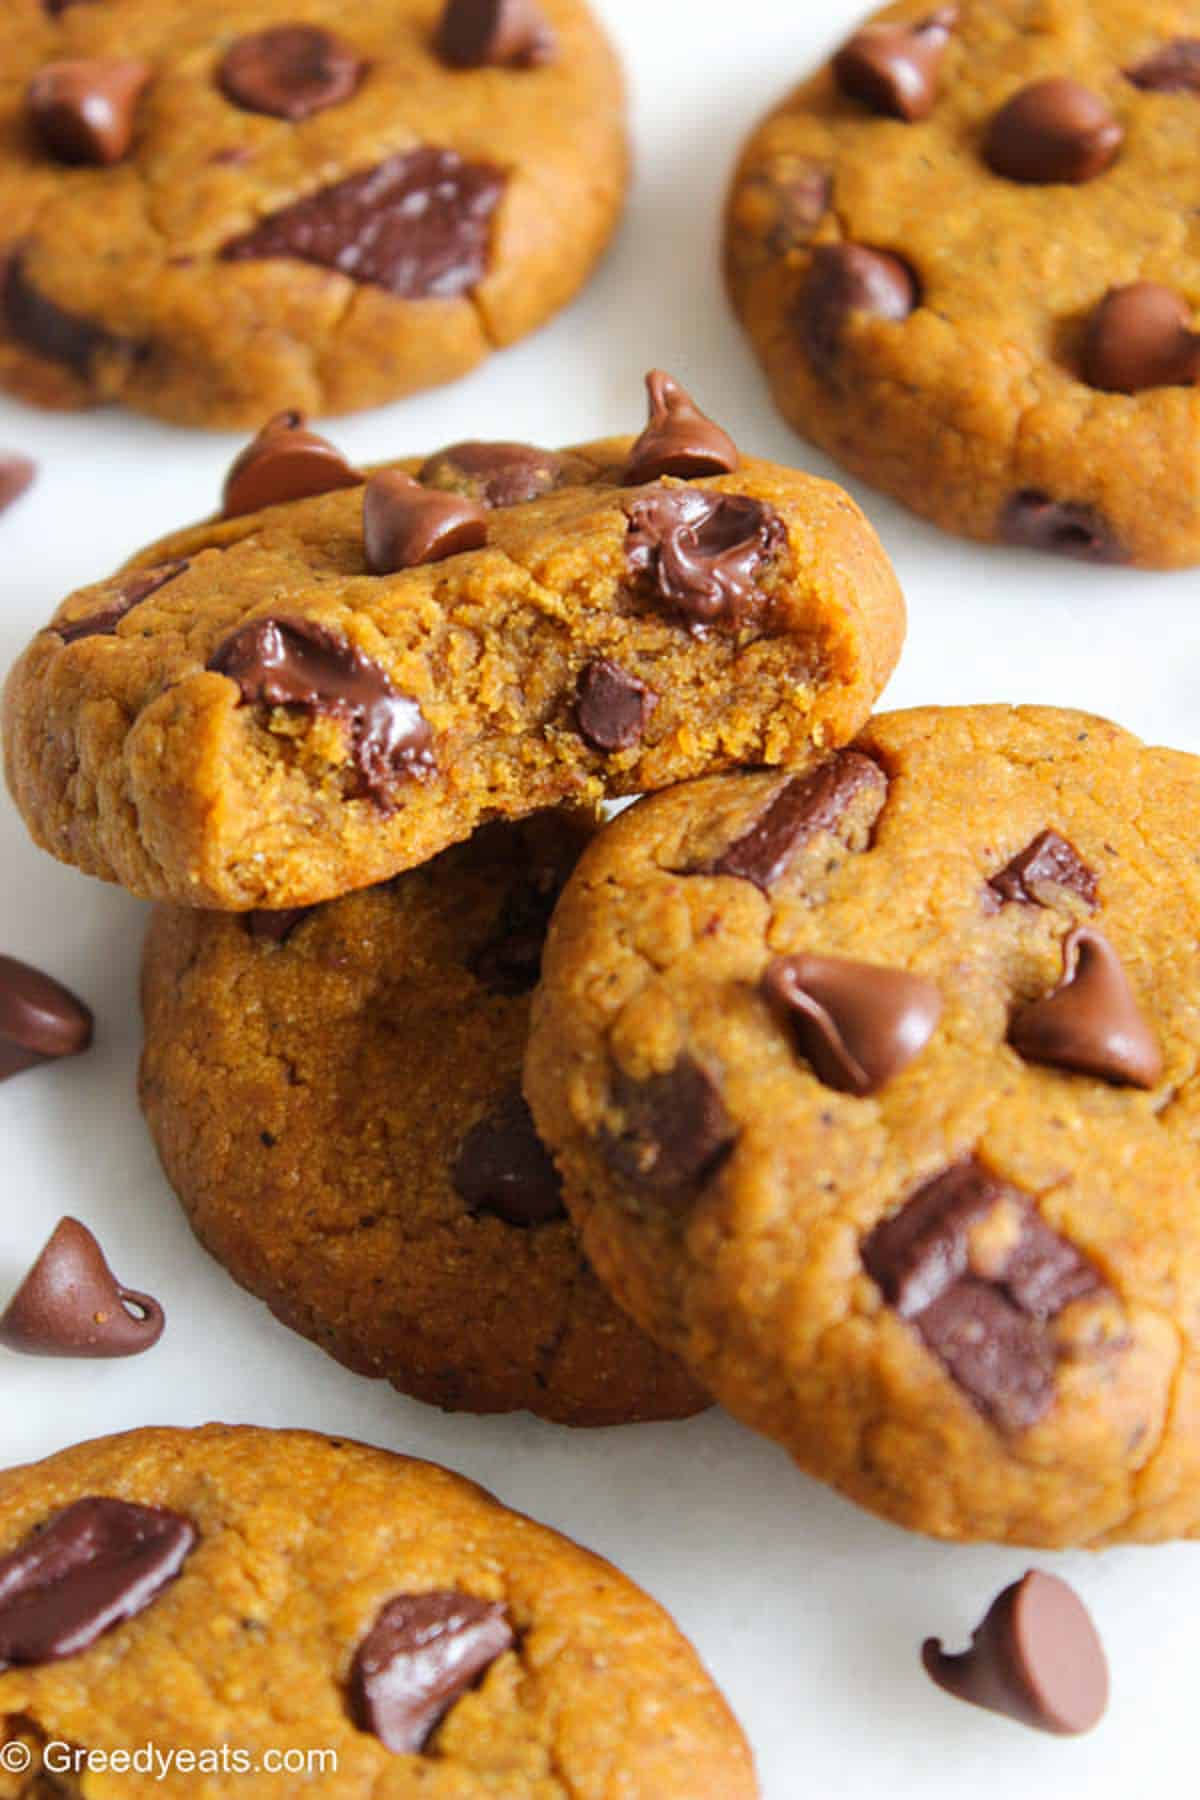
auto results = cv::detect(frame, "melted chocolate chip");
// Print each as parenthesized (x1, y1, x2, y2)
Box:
(418, 440, 565, 509)
(244, 908, 312, 945)
(350, 1590, 514, 1753)
(54, 560, 188, 644)
(363, 470, 488, 573)
(3, 255, 139, 381)
(27, 58, 151, 165)
(984, 79, 1123, 184)
(696, 751, 887, 891)
(798, 243, 918, 374)
(0, 1218, 164, 1359)
(0, 1498, 195, 1668)
(763, 952, 941, 1096)
(998, 491, 1127, 563)
(602, 1057, 736, 1201)
(622, 370, 739, 486)
(833, 6, 957, 122)
(222, 412, 362, 519)
(1083, 282, 1200, 393)
(221, 148, 505, 300)
(208, 617, 434, 809)
(986, 830, 1098, 911)
(452, 1089, 565, 1227)
(1008, 926, 1162, 1088)
(624, 488, 786, 634)
(435, 0, 556, 69)
(0, 955, 92, 1083)
(0, 454, 35, 516)
(218, 26, 366, 121)
(1126, 39, 1200, 93)
(576, 658, 656, 753)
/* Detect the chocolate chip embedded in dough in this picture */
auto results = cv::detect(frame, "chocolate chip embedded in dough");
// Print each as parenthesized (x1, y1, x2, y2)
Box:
(798, 243, 918, 374)
(1083, 283, 1200, 394)
(363, 471, 488, 573)
(222, 412, 362, 519)
(763, 952, 941, 1096)
(218, 26, 366, 121)
(833, 6, 958, 122)
(984, 79, 1123, 184)
(576, 659, 656, 753)
(27, 58, 151, 165)
(601, 1057, 736, 1201)
(452, 1089, 565, 1227)
(997, 491, 1127, 563)
(622, 371, 739, 486)
(1008, 926, 1163, 1088)
(434, 0, 556, 70)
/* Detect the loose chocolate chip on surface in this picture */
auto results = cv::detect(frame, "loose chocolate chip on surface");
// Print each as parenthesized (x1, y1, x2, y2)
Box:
(624, 488, 787, 634)
(452, 1089, 565, 1227)
(764, 952, 941, 1096)
(833, 6, 957, 122)
(986, 829, 1098, 911)
(0, 955, 92, 1083)
(602, 1057, 736, 1200)
(3, 255, 138, 381)
(221, 148, 505, 300)
(208, 616, 434, 808)
(698, 751, 887, 891)
(363, 470, 488, 573)
(1126, 39, 1200, 92)
(0, 454, 35, 516)
(435, 0, 556, 69)
(576, 658, 656, 753)
(798, 243, 917, 374)
(622, 370, 739, 486)
(55, 560, 189, 644)
(0, 1497, 195, 1669)
(1083, 282, 1200, 394)
(222, 411, 362, 519)
(984, 79, 1122, 184)
(27, 58, 150, 165)
(998, 490, 1127, 563)
(350, 1590, 514, 1753)
(0, 1217, 164, 1359)
(924, 1571, 1109, 1734)
(244, 908, 312, 945)
(1008, 926, 1162, 1088)
(418, 440, 565, 508)
(218, 26, 366, 121)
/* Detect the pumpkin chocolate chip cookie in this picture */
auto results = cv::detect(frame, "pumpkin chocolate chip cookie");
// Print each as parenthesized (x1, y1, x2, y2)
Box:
(0, 1425, 757, 1796)
(139, 812, 705, 1425)
(1, 0, 626, 426)
(1, 382, 904, 908)
(526, 706, 1200, 1545)
(726, 0, 1200, 568)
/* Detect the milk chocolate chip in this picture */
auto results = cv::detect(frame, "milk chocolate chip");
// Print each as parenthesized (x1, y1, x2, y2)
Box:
(576, 659, 656, 753)
(418, 440, 566, 508)
(602, 1057, 736, 1200)
(0, 1218, 164, 1359)
(27, 58, 151, 165)
(622, 371, 739, 486)
(1008, 926, 1162, 1088)
(1083, 282, 1200, 393)
(1126, 39, 1200, 93)
(998, 491, 1127, 563)
(350, 1591, 514, 1753)
(363, 471, 488, 573)
(624, 489, 786, 634)
(833, 6, 957, 122)
(218, 26, 366, 120)
(222, 412, 362, 519)
(54, 560, 189, 644)
(764, 953, 941, 1095)
(0, 955, 92, 1083)
(799, 243, 918, 373)
(435, 0, 556, 69)
(452, 1089, 565, 1227)
(984, 79, 1122, 183)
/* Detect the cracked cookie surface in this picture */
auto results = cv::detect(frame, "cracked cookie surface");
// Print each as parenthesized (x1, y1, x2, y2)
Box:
(526, 706, 1200, 1545)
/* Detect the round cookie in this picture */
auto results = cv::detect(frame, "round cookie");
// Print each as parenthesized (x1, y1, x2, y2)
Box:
(526, 706, 1200, 1545)
(0, 1425, 757, 1795)
(139, 812, 706, 1425)
(726, 0, 1200, 568)
(1, 0, 625, 426)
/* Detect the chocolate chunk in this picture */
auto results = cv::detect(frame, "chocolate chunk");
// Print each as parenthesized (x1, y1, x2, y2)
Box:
(221, 148, 505, 300)
(418, 440, 565, 509)
(998, 490, 1127, 563)
(245, 908, 312, 945)
(833, 6, 957, 122)
(3, 255, 138, 381)
(208, 616, 434, 808)
(698, 751, 887, 891)
(602, 1057, 736, 1200)
(350, 1590, 514, 1753)
(0, 1217, 164, 1359)
(435, 0, 556, 69)
(222, 412, 362, 519)
(986, 829, 1097, 911)
(1126, 39, 1200, 93)
(798, 243, 918, 374)
(218, 26, 366, 121)
(0, 955, 92, 1083)
(1008, 925, 1162, 1088)
(984, 79, 1123, 184)
(0, 1497, 195, 1669)
(27, 58, 151, 165)
(917, 1279, 1055, 1433)
(923, 1571, 1109, 1734)
(363, 470, 488, 574)
(622, 370, 739, 486)
(452, 1089, 565, 1227)
(624, 489, 786, 635)
(763, 952, 941, 1096)
(54, 560, 188, 644)
(1083, 282, 1200, 393)
(576, 658, 656, 753)
(0, 454, 35, 516)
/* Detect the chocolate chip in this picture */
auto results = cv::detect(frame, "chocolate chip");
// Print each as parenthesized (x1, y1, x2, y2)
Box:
(1126, 39, 1200, 93)
(624, 489, 786, 635)
(218, 26, 366, 121)
(221, 148, 505, 300)
(833, 6, 957, 122)
(363, 471, 488, 574)
(622, 370, 739, 486)
(222, 412, 362, 519)
(576, 659, 656, 753)
(1008, 925, 1162, 1088)
(997, 490, 1127, 563)
(468, 823, 587, 995)
(602, 1057, 736, 1200)
(0, 955, 92, 1083)
(696, 751, 887, 891)
(798, 243, 917, 374)
(763, 952, 941, 1096)
(924, 1571, 1109, 1734)
(986, 830, 1098, 911)
(42, 0, 98, 12)
(245, 908, 312, 945)
(0, 1497, 195, 1669)
(418, 440, 565, 509)
(1083, 282, 1200, 393)
(54, 560, 189, 644)
(350, 1590, 514, 1753)
(435, 0, 556, 69)
(984, 79, 1123, 184)
(0, 1218, 164, 1359)
(3, 254, 139, 382)
(208, 616, 434, 809)
(0, 454, 35, 516)
(27, 58, 151, 165)
(452, 1089, 565, 1227)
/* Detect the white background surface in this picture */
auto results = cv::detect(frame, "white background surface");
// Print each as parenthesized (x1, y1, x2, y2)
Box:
(2, 3, 1198, 1793)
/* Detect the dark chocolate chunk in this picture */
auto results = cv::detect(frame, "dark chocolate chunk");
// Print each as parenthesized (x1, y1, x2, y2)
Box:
(245, 908, 312, 945)
(208, 616, 434, 809)
(418, 440, 565, 509)
(622, 370, 739, 486)
(0, 1218, 164, 1359)
(452, 1089, 565, 1227)
(602, 1057, 736, 1200)
(434, 0, 556, 69)
(0, 454, 36, 516)
(924, 1570, 1109, 1734)
(763, 952, 941, 1096)
(986, 829, 1098, 911)
(349, 1590, 514, 1753)
(0, 955, 92, 1084)
(3, 255, 139, 382)
(916, 1278, 1055, 1433)
(576, 658, 656, 753)
(697, 751, 887, 891)
(624, 488, 787, 634)
(222, 412, 362, 519)
(1008, 926, 1162, 1088)
(998, 490, 1127, 563)
(0, 1497, 195, 1669)
(833, 6, 957, 122)
(221, 148, 505, 300)
(27, 58, 150, 165)
(54, 560, 188, 644)
(984, 79, 1123, 184)
(798, 242, 918, 374)
(218, 26, 366, 121)
(1083, 282, 1200, 393)
(363, 470, 488, 573)
(1126, 39, 1200, 93)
